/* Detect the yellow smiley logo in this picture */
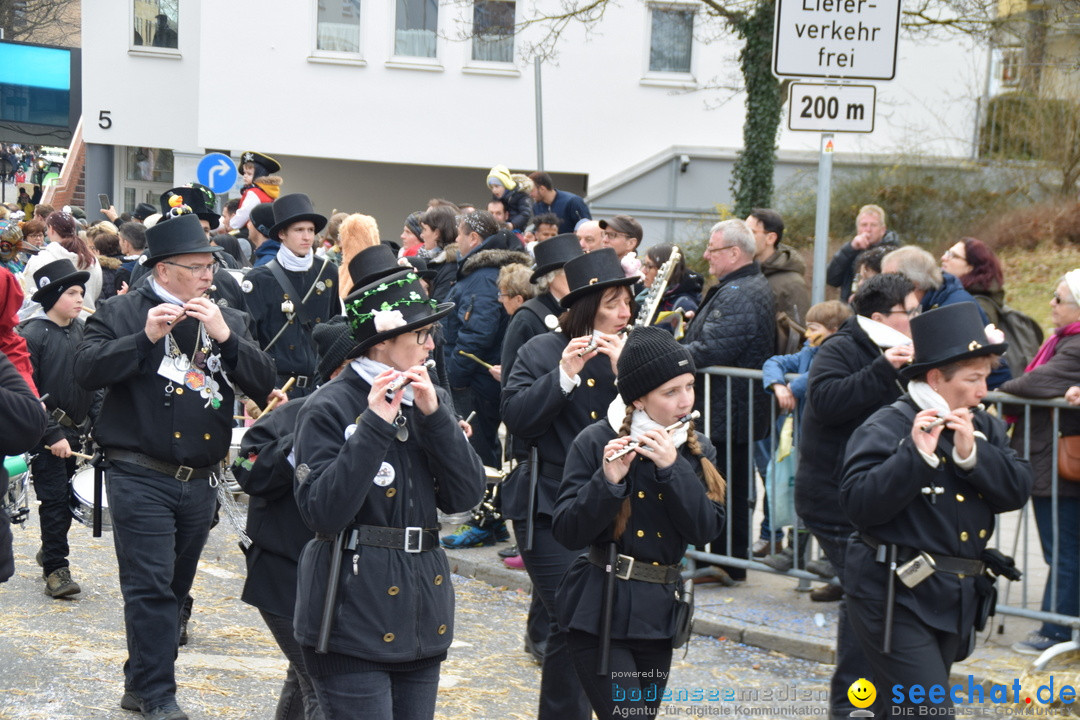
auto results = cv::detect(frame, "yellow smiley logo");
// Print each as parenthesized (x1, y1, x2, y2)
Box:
(847, 678, 876, 709)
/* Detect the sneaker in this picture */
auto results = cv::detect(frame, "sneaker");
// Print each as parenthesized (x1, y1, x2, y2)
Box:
(504, 554, 525, 569)
(1012, 631, 1063, 656)
(492, 520, 510, 543)
(178, 596, 193, 647)
(142, 701, 188, 720)
(752, 538, 779, 558)
(120, 691, 142, 712)
(762, 547, 795, 572)
(805, 558, 836, 580)
(44, 567, 80, 598)
(441, 523, 495, 548)
(497, 544, 520, 559)
(810, 583, 844, 602)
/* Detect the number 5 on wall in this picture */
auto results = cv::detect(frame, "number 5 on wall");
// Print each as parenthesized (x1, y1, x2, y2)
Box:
(98, 110, 112, 129)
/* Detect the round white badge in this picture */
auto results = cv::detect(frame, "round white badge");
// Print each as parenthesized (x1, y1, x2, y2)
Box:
(374, 462, 395, 486)
(241, 279, 253, 293)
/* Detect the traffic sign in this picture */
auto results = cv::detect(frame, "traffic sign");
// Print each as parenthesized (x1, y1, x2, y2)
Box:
(772, 0, 901, 80)
(196, 153, 237, 194)
(788, 82, 875, 132)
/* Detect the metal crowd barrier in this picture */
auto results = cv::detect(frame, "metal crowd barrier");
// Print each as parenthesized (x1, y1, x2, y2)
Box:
(683, 365, 1080, 667)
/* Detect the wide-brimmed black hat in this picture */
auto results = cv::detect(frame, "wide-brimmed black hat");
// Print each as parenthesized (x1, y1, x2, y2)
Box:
(312, 317, 354, 386)
(249, 202, 275, 237)
(30, 258, 89, 305)
(559, 247, 638, 309)
(160, 184, 220, 227)
(269, 193, 327, 239)
(143, 212, 225, 266)
(133, 202, 157, 221)
(532, 233, 583, 283)
(900, 302, 1008, 380)
(344, 269, 454, 358)
(240, 151, 281, 176)
(347, 244, 404, 289)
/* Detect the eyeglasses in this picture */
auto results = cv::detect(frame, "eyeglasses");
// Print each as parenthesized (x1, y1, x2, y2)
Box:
(943, 249, 966, 261)
(888, 307, 922, 318)
(1052, 293, 1077, 305)
(704, 245, 736, 255)
(162, 260, 220, 276)
(602, 231, 629, 240)
(641, 262, 658, 271)
(413, 327, 435, 345)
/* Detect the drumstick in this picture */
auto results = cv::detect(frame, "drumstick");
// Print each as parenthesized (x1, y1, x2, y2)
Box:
(44, 445, 94, 461)
(920, 404, 986, 433)
(263, 377, 297, 413)
(457, 350, 493, 370)
(605, 411, 701, 463)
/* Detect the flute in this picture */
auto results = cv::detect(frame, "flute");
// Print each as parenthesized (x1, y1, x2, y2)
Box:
(604, 411, 701, 463)
(920, 404, 985, 433)
(166, 284, 216, 326)
(386, 359, 437, 395)
(577, 328, 628, 358)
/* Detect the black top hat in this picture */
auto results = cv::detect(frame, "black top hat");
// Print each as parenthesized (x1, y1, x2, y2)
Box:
(312, 317, 354, 386)
(240, 151, 281, 176)
(532, 233, 583, 282)
(559, 247, 638, 309)
(900, 302, 1008, 380)
(30, 258, 89, 304)
(133, 202, 157, 221)
(269, 193, 327, 239)
(344, 270, 454, 358)
(249, 202, 275, 237)
(347, 245, 403, 289)
(143, 212, 225, 266)
(160, 184, 220, 227)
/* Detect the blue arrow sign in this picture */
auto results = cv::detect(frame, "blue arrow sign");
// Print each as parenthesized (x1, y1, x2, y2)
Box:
(196, 153, 238, 194)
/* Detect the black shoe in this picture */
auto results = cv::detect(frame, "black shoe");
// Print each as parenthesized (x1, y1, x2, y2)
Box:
(44, 567, 81, 598)
(498, 544, 520, 559)
(142, 701, 188, 720)
(178, 596, 193, 646)
(524, 634, 545, 664)
(810, 583, 844, 602)
(121, 691, 142, 712)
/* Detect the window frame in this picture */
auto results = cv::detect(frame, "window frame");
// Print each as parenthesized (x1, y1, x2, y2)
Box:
(641, 2, 698, 89)
(464, 0, 520, 77)
(386, 0, 443, 71)
(309, 0, 366, 67)
(128, 0, 181, 58)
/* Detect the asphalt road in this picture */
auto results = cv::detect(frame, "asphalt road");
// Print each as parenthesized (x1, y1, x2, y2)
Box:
(0, 495, 832, 719)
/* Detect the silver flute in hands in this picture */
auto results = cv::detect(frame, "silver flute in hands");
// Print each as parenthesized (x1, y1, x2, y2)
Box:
(604, 411, 701, 463)
(919, 404, 985, 433)
(577, 328, 628, 358)
(386, 359, 437, 395)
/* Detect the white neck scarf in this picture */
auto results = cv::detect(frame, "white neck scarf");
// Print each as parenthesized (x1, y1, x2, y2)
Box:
(150, 279, 186, 307)
(604, 396, 689, 447)
(350, 356, 414, 406)
(908, 380, 951, 416)
(277, 245, 314, 272)
(856, 314, 912, 349)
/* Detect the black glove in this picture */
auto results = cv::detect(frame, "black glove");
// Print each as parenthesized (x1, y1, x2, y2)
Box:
(982, 548, 1022, 582)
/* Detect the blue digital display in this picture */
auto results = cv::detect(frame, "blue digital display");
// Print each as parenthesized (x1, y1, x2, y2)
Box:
(0, 42, 72, 127)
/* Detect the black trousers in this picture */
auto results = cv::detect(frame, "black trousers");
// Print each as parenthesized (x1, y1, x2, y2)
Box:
(847, 594, 963, 717)
(31, 443, 78, 576)
(566, 630, 672, 720)
(261, 609, 324, 720)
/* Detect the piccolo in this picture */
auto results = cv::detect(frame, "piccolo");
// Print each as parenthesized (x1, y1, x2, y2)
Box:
(386, 359, 437, 394)
(605, 411, 701, 463)
(920, 404, 986, 433)
(167, 284, 216, 326)
(577, 328, 628, 358)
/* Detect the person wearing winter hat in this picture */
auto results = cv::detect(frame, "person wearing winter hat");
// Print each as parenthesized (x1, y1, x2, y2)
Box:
(290, 265, 484, 720)
(552, 327, 725, 719)
(486, 164, 534, 232)
(231, 151, 283, 231)
(18, 258, 94, 599)
(840, 302, 1031, 716)
(501, 247, 637, 720)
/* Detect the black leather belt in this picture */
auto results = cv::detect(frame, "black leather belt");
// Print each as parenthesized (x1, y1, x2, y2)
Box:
(317, 525, 439, 553)
(538, 460, 564, 479)
(588, 546, 682, 584)
(860, 535, 985, 577)
(106, 449, 220, 482)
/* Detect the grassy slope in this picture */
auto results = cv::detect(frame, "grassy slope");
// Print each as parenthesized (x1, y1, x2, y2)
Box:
(997, 241, 1080, 334)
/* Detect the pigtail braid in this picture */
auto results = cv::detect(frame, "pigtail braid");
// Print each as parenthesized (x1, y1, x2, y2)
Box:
(611, 404, 635, 539)
(686, 421, 726, 503)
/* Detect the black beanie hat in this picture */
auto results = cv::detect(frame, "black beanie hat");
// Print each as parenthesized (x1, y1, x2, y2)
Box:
(616, 326, 696, 403)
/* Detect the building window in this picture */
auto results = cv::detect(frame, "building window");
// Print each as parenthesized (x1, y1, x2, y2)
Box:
(395, 0, 437, 58)
(472, 1, 515, 63)
(649, 7, 693, 74)
(133, 0, 179, 49)
(317, 0, 362, 53)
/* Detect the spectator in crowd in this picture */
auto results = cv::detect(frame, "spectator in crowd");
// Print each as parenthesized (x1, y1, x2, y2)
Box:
(533, 213, 560, 244)
(487, 165, 533, 232)
(576, 220, 604, 253)
(851, 244, 892, 294)
(826, 204, 900, 302)
(635, 243, 702, 327)
(87, 224, 125, 300)
(999, 270, 1080, 655)
(419, 204, 461, 303)
(747, 208, 810, 354)
(115, 221, 147, 291)
(21, 212, 103, 316)
(941, 237, 1006, 324)
(681, 219, 774, 584)
(599, 215, 644, 280)
(20, 217, 46, 255)
(796, 272, 917, 718)
(247, 202, 278, 268)
(34, 203, 54, 222)
(528, 171, 591, 234)
(399, 211, 424, 258)
(487, 199, 510, 228)
(231, 152, 283, 231)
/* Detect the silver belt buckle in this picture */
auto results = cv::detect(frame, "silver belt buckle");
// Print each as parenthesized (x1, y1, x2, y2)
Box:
(404, 526, 423, 553)
(175, 465, 194, 482)
(615, 553, 635, 580)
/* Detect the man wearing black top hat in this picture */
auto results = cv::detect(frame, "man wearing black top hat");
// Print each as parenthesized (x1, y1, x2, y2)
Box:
(840, 302, 1031, 717)
(74, 211, 275, 720)
(18, 258, 96, 598)
(242, 193, 339, 399)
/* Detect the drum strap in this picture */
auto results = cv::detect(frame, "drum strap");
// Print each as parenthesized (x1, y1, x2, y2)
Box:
(92, 461, 104, 538)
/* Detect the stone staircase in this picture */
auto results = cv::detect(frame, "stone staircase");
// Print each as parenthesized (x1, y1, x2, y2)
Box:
(41, 117, 85, 210)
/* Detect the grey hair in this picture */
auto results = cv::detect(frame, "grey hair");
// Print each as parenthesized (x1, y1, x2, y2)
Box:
(709, 219, 755, 256)
(535, 268, 560, 294)
(881, 246, 942, 291)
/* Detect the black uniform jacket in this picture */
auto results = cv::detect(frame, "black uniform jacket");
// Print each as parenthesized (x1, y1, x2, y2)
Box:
(840, 397, 1032, 635)
(553, 421, 724, 639)
(243, 258, 340, 376)
(18, 316, 96, 446)
(74, 284, 276, 468)
(292, 366, 485, 662)
(795, 315, 903, 528)
(233, 397, 311, 619)
(501, 331, 619, 521)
